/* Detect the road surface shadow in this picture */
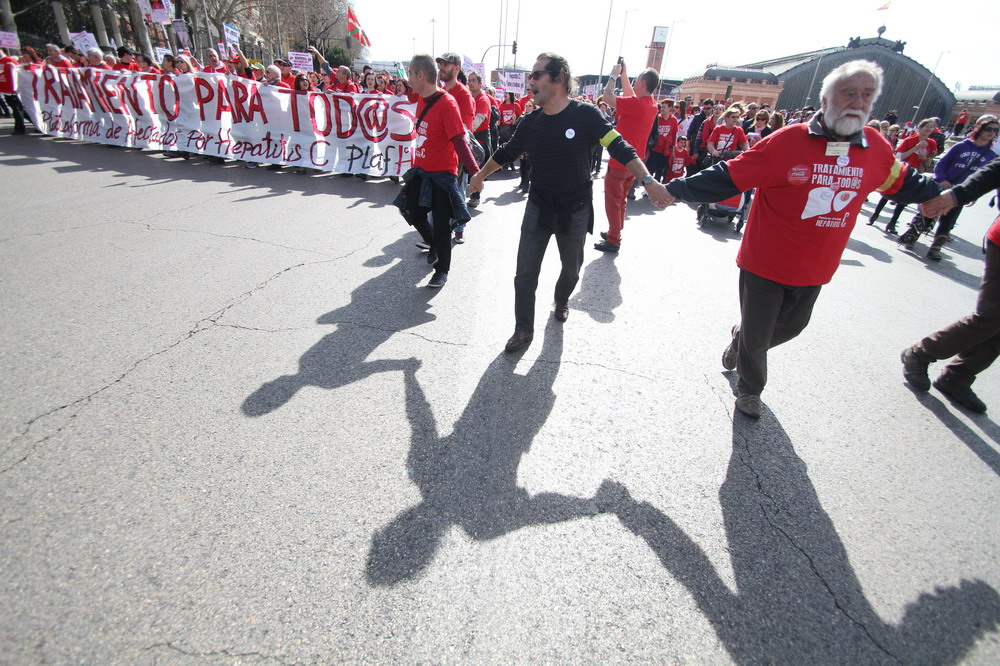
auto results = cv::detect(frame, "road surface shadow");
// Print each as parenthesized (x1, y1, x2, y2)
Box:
(911, 388, 1000, 477)
(241, 235, 437, 416)
(597, 408, 1000, 663)
(570, 254, 622, 323)
(366, 322, 607, 586)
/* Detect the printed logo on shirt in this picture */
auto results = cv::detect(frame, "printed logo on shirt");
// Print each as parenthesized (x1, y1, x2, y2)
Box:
(414, 120, 428, 159)
(800, 162, 865, 224)
(565, 128, 575, 139)
(788, 165, 810, 185)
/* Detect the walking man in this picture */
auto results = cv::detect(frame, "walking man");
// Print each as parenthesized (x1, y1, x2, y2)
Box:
(594, 59, 660, 253)
(468, 52, 671, 352)
(901, 158, 1000, 413)
(392, 55, 481, 288)
(660, 60, 941, 418)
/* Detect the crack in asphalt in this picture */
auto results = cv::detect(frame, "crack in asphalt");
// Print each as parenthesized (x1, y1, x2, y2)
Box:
(144, 641, 297, 665)
(733, 432, 901, 663)
(0, 221, 119, 245)
(1, 228, 391, 474)
(129, 220, 331, 257)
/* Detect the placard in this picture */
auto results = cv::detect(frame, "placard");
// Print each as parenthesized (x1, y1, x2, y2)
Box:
(287, 51, 312, 72)
(151, 0, 173, 25)
(223, 23, 240, 48)
(70, 31, 100, 54)
(0, 30, 20, 50)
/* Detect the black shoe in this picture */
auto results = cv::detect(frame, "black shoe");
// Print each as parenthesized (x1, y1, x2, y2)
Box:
(900, 347, 931, 391)
(885, 225, 898, 235)
(866, 216, 877, 226)
(415, 241, 431, 250)
(933, 375, 987, 413)
(554, 302, 569, 322)
(600, 231, 608, 240)
(428, 271, 448, 288)
(427, 247, 438, 265)
(594, 240, 620, 253)
(735, 392, 762, 418)
(722, 324, 739, 371)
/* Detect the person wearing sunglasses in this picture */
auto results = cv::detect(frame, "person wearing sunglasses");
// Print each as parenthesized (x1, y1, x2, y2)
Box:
(906, 115, 999, 260)
(902, 156, 1000, 413)
(468, 52, 670, 353)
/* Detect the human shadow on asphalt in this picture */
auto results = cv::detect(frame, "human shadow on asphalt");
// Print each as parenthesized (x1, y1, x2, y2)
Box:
(845, 237, 892, 264)
(366, 322, 607, 586)
(241, 235, 437, 417)
(598, 411, 1000, 663)
(570, 254, 621, 323)
(911, 390, 1000, 477)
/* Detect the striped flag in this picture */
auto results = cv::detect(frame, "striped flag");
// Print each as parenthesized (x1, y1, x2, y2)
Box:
(347, 7, 371, 47)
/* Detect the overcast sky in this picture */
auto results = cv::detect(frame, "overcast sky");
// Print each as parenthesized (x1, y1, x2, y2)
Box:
(358, 0, 997, 92)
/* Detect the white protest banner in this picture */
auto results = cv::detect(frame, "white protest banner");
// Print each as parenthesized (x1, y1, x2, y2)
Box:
(471, 63, 485, 81)
(137, 0, 155, 23)
(70, 32, 100, 54)
(216, 42, 226, 57)
(0, 30, 20, 50)
(287, 51, 312, 72)
(15, 65, 418, 176)
(223, 23, 240, 49)
(154, 47, 173, 63)
(172, 19, 190, 49)
(152, 0, 173, 25)
(584, 84, 597, 98)
(501, 71, 525, 94)
(462, 55, 473, 73)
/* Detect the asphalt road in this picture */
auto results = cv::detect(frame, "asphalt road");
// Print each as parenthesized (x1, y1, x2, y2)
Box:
(2, 124, 999, 664)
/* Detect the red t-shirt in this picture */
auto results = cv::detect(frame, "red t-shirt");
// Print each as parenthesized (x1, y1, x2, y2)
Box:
(445, 81, 474, 129)
(330, 80, 359, 93)
(470, 90, 491, 132)
(726, 124, 909, 286)
(956, 111, 969, 124)
(516, 94, 533, 113)
(0, 56, 16, 94)
(701, 117, 719, 145)
(609, 95, 658, 170)
(279, 74, 296, 88)
(50, 57, 73, 69)
(709, 125, 748, 152)
(113, 62, 140, 72)
(414, 92, 467, 175)
(653, 114, 679, 153)
(669, 147, 694, 178)
(201, 63, 227, 74)
(895, 134, 937, 170)
(499, 102, 520, 126)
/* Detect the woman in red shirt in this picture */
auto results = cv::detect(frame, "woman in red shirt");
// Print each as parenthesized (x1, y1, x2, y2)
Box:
(707, 107, 750, 158)
(868, 118, 938, 234)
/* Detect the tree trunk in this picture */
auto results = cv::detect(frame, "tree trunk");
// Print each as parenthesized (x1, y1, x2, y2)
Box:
(51, 0, 71, 45)
(105, 2, 124, 48)
(124, 0, 153, 54)
(0, 0, 16, 34)
(88, 0, 110, 49)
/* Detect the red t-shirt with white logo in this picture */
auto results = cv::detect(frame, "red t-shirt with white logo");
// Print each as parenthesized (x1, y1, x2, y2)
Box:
(202, 63, 228, 74)
(413, 92, 466, 175)
(653, 114, 679, 153)
(499, 102, 520, 126)
(895, 134, 937, 170)
(726, 124, 908, 286)
(330, 80, 359, 93)
(709, 125, 748, 152)
(0, 55, 17, 94)
(669, 146, 694, 178)
(609, 95, 658, 170)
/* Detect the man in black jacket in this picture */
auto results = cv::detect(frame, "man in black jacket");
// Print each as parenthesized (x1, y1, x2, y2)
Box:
(686, 98, 715, 175)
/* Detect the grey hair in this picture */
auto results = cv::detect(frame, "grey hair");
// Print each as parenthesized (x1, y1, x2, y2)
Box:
(86, 47, 104, 60)
(265, 65, 281, 79)
(819, 60, 883, 109)
(409, 54, 437, 82)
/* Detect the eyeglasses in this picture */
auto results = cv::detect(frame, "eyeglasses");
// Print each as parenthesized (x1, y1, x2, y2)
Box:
(528, 69, 550, 81)
(982, 126, 1000, 134)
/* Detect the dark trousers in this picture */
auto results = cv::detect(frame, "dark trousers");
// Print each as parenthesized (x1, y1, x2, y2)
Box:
(736, 269, 822, 396)
(870, 196, 906, 227)
(916, 240, 1000, 388)
(4, 94, 26, 133)
(513, 200, 587, 333)
(519, 156, 531, 189)
(647, 150, 668, 182)
(402, 178, 455, 274)
(932, 205, 963, 237)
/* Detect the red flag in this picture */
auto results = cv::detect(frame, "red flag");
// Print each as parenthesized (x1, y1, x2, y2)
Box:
(347, 7, 371, 47)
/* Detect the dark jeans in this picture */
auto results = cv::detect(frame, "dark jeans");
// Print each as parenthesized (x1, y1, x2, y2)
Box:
(870, 196, 906, 227)
(932, 205, 963, 237)
(647, 150, 668, 182)
(402, 177, 456, 274)
(513, 200, 587, 332)
(736, 269, 822, 396)
(4, 94, 26, 133)
(519, 156, 531, 189)
(916, 240, 1000, 388)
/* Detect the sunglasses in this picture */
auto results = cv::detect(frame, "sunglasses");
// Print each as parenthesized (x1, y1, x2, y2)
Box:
(982, 126, 1000, 134)
(528, 69, 551, 81)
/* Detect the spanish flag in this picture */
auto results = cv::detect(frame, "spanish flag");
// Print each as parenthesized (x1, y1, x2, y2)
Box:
(347, 7, 371, 47)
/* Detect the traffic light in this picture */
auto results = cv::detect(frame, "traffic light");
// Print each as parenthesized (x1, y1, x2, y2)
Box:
(512, 40, 517, 55)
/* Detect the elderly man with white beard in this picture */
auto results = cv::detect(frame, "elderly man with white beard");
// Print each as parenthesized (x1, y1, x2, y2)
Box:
(660, 60, 941, 418)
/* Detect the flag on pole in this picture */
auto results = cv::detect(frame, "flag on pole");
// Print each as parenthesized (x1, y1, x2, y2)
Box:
(347, 7, 372, 47)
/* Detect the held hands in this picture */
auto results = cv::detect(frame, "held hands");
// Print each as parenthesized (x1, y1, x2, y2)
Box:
(468, 172, 485, 194)
(645, 181, 673, 210)
(920, 190, 957, 218)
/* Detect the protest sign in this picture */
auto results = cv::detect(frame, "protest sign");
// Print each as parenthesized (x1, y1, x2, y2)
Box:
(584, 84, 597, 98)
(287, 51, 312, 72)
(501, 71, 525, 94)
(152, 0, 173, 25)
(471, 63, 486, 81)
(136, 0, 155, 23)
(70, 32, 100, 54)
(223, 23, 240, 49)
(0, 31, 20, 50)
(15, 65, 417, 176)
(154, 47, 173, 63)
(172, 19, 190, 49)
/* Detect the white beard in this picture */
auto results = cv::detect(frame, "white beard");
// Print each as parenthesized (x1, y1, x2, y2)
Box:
(826, 107, 869, 136)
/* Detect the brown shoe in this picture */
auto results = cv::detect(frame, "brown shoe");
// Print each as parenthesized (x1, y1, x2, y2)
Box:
(554, 303, 569, 322)
(505, 330, 534, 353)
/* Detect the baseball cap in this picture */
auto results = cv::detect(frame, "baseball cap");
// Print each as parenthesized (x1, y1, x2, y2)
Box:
(436, 52, 461, 66)
(250, 62, 265, 71)
(273, 58, 290, 66)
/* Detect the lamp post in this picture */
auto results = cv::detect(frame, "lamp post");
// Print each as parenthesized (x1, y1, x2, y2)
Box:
(431, 18, 436, 56)
(911, 50, 948, 123)
(596, 0, 614, 94)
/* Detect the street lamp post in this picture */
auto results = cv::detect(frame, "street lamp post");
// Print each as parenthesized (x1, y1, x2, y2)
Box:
(911, 51, 948, 123)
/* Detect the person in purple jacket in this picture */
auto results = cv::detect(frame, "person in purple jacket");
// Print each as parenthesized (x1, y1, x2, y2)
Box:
(909, 115, 998, 260)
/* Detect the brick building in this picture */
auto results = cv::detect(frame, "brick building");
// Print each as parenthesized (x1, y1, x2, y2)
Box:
(675, 67, 783, 107)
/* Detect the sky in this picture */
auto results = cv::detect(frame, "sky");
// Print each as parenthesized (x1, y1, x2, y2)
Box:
(357, 0, 998, 92)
